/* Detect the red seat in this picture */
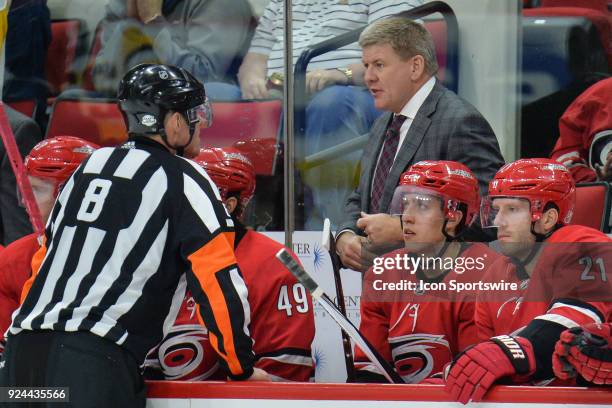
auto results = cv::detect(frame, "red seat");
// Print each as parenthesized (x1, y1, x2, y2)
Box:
(573, 182, 611, 232)
(424, 20, 448, 82)
(45, 19, 84, 96)
(199, 100, 282, 149)
(7, 100, 36, 118)
(46, 98, 127, 147)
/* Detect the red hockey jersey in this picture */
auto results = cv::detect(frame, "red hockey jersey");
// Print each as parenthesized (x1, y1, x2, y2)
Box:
(146, 230, 315, 381)
(550, 78, 612, 183)
(0, 233, 40, 356)
(355, 243, 504, 383)
(476, 225, 612, 341)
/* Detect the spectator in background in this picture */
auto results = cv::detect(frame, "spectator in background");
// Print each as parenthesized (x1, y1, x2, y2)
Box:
(2, 0, 51, 125)
(551, 77, 612, 182)
(0, 106, 43, 246)
(92, 0, 255, 99)
(238, 0, 424, 229)
(336, 17, 504, 272)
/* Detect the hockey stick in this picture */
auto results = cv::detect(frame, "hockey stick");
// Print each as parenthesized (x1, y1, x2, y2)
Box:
(0, 102, 44, 234)
(275, 248, 405, 384)
(321, 218, 356, 381)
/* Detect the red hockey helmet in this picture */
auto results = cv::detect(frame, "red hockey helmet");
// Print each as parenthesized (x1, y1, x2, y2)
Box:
(485, 158, 575, 226)
(233, 137, 281, 175)
(25, 136, 99, 185)
(390, 160, 480, 228)
(194, 147, 256, 210)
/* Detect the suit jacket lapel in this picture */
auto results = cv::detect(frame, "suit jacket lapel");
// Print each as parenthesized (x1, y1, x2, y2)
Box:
(379, 82, 445, 211)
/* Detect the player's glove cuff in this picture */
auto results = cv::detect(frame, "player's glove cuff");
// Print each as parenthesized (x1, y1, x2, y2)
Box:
(444, 336, 536, 404)
(489, 335, 537, 380)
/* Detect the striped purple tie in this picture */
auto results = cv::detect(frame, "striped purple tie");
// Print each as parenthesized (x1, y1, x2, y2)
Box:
(370, 114, 407, 213)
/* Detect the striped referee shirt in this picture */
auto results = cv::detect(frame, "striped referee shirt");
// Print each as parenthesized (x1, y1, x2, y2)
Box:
(249, 0, 424, 74)
(10, 137, 255, 379)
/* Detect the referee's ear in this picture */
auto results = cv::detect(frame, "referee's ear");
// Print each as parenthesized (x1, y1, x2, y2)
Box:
(224, 197, 238, 215)
(163, 111, 183, 142)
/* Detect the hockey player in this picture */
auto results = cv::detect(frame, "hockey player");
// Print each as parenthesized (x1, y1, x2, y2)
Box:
(0, 136, 99, 357)
(146, 147, 315, 382)
(553, 322, 612, 386)
(0, 64, 268, 408)
(445, 158, 612, 404)
(354, 161, 504, 383)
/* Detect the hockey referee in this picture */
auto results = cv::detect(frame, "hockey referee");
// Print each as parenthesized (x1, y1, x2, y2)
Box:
(0, 64, 269, 407)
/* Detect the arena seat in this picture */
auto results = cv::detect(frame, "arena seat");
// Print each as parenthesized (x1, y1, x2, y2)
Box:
(47, 97, 282, 151)
(424, 19, 447, 82)
(573, 182, 611, 232)
(46, 97, 127, 146)
(200, 100, 282, 150)
(45, 19, 88, 96)
(7, 100, 36, 118)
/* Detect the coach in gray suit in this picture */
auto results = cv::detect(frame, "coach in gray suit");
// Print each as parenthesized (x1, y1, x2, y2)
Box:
(336, 17, 504, 271)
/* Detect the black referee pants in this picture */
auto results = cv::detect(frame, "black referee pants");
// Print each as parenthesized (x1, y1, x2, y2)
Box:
(0, 330, 146, 407)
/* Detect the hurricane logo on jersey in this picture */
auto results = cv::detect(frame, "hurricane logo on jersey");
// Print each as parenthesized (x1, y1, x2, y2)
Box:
(390, 334, 451, 383)
(156, 324, 219, 381)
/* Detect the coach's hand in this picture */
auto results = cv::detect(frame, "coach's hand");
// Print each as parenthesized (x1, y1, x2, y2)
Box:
(357, 212, 403, 247)
(336, 232, 369, 272)
(445, 335, 536, 404)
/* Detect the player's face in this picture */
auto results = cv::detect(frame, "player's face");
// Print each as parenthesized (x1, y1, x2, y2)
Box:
(401, 193, 446, 254)
(362, 43, 420, 113)
(491, 197, 536, 257)
(28, 176, 57, 223)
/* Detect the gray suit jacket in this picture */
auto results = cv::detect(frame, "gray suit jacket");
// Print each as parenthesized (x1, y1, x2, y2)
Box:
(339, 80, 505, 235)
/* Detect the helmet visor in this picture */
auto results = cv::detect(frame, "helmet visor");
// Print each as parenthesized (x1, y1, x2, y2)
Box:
(480, 196, 532, 228)
(389, 186, 445, 217)
(187, 97, 213, 129)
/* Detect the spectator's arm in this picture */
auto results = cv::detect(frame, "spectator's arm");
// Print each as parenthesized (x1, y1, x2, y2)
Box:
(238, 52, 269, 99)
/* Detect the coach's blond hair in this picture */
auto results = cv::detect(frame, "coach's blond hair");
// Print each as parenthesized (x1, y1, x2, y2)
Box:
(359, 17, 439, 76)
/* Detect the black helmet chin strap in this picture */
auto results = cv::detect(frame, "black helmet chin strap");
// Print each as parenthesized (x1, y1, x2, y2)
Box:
(530, 221, 558, 242)
(510, 242, 540, 280)
(441, 219, 461, 242)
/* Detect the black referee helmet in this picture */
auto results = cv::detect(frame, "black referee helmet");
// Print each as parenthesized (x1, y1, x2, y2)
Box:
(117, 63, 212, 141)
